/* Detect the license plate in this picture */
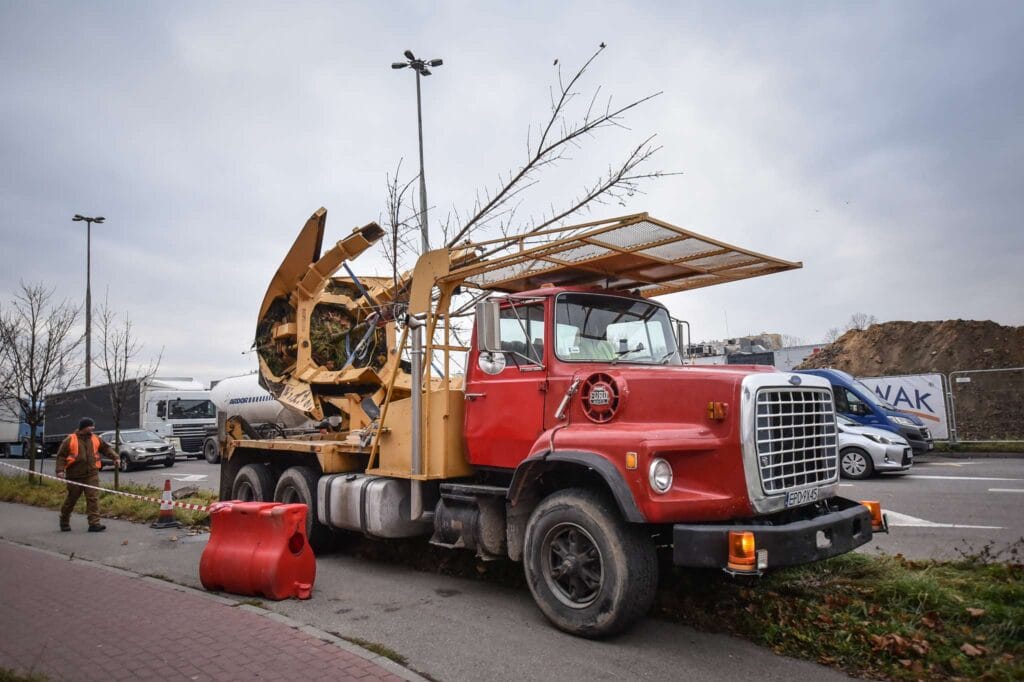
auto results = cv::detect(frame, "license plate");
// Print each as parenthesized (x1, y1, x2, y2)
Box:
(785, 487, 819, 508)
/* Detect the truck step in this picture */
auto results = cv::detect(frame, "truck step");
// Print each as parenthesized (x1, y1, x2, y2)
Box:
(439, 483, 509, 499)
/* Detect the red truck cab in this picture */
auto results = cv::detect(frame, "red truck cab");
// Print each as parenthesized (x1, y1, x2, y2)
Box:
(454, 286, 873, 635)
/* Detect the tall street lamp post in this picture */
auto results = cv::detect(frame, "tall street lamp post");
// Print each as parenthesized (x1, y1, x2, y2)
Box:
(72, 214, 105, 386)
(392, 49, 443, 255)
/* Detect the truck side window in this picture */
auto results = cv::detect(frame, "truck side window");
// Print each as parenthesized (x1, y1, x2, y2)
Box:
(499, 304, 543, 365)
(156, 401, 166, 418)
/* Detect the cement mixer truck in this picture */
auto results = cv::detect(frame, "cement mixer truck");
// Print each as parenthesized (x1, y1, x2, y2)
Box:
(218, 208, 881, 637)
(202, 374, 314, 463)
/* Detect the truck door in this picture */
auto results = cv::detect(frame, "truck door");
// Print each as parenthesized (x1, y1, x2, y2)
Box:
(463, 302, 547, 469)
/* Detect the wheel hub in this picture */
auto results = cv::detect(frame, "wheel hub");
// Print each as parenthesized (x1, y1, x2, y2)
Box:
(541, 523, 604, 609)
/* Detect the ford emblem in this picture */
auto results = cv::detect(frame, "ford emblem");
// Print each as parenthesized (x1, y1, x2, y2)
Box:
(788, 375, 802, 386)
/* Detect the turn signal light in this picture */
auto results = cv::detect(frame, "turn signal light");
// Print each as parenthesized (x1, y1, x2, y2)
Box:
(727, 531, 757, 572)
(860, 500, 887, 532)
(706, 401, 729, 420)
(625, 451, 638, 470)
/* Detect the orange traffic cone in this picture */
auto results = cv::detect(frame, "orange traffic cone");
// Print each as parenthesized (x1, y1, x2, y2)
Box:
(151, 479, 182, 529)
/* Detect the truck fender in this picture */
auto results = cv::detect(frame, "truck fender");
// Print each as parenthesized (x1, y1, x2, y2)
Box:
(508, 450, 644, 523)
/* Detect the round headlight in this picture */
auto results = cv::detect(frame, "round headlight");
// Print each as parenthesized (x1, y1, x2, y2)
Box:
(648, 458, 673, 494)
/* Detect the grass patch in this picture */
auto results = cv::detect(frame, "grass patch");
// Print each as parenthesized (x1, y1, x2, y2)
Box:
(235, 598, 266, 609)
(0, 472, 216, 527)
(934, 441, 1024, 453)
(340, 635, 408, 666)
(655, 550, 1024, 680)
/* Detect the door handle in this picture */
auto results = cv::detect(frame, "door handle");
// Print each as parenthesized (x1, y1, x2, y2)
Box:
(464, 393, 486, 401)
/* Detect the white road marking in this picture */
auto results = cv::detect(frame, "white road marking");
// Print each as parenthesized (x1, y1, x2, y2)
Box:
(927, 462, 965, 467)
(903, 475, 1022, 482)
(168, 474, 207, 482)
(838, 483, 854, 487)
(884, 510, 1003, 530)
(988, 488, 1024, 493)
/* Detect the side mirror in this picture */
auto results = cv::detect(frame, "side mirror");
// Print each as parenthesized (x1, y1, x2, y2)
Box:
(475, 299, 502, 352)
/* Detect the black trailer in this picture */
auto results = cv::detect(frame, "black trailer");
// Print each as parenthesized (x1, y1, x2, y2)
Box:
(43, 381, 141, 451)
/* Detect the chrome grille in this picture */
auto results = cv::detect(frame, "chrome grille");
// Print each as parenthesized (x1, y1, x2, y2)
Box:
(755, 388, 838, 494)
(171, 424, 207, 453)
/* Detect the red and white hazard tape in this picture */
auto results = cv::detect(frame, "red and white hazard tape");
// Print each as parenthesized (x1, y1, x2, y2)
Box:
(0, 460, 211, 512)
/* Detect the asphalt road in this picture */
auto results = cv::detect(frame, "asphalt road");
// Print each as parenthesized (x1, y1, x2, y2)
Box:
(2, 453, 1021, 560)
(844, 456, 1024, 560)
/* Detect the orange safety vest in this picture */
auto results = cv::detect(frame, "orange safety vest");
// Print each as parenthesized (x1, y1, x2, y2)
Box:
(66, 434, 103, 470)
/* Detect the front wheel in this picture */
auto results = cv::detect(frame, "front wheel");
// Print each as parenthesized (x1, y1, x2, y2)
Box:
(840, 448, 874, 480)
(118, 455, 133, 473)
(523, 488, 657, 638)
(203, 439, 220, 464)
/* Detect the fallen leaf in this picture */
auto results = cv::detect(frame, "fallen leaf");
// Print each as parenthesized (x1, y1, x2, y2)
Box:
(966, 607, 986, 618)
(898, 659, 913, 668)
(960, 643, 984, 657)
(121, 540, 129, 546)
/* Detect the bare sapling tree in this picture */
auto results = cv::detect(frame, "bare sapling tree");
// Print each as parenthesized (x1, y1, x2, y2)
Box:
(444, 43, 678, 251)
(95, 295, 162, 489)
(0, 282, 82, 483)
(381, 159, 421, 288)
(385, 43, 679, 269)
(822, 313, 879, 344)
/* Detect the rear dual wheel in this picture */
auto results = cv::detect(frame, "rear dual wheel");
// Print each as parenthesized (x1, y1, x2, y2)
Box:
(523, 488, 658, 638)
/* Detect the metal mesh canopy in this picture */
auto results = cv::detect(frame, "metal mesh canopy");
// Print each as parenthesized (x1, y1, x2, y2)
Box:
(442, 213, 801, 297)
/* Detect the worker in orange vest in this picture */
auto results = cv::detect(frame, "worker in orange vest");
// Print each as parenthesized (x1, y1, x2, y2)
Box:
(56, 418, 119, 532)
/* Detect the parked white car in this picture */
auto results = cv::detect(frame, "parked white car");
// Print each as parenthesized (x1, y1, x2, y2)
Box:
(836, 414, 913, 479)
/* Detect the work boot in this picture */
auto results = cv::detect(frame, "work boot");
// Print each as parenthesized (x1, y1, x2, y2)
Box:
(60, 523, 71, 532)
(87, 524, 107, 533)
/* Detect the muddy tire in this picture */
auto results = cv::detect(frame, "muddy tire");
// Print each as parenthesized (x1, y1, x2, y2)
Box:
(840, 447, 874, 480)
(231, 463, 275, 501)
(523, 487, 657, 638)
(273, 466, 333, 553)
(203, 438, 220, 464)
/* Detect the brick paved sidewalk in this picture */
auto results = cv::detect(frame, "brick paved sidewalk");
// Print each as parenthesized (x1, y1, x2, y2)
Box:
(0, 542, 405, 681)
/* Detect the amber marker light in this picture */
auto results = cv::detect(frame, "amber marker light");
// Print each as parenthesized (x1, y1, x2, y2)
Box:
(860, 500, 887, 532)
(706, 402, 728, 420)
(727, 531, 757, 572)
(625, 451, 638, 470)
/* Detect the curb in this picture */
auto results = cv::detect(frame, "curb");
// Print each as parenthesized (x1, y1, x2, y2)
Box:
(0, 538, 428, 682)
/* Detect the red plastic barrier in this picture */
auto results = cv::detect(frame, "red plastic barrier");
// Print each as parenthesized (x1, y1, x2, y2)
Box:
(200, 501, 316, 600)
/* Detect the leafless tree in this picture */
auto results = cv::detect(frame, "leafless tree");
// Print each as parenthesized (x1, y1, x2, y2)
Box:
(436, 43, 677, 249)
(781, 334, 806, 348)
(94, 295, 162, 489)
(450, 43, 679, 244)
(0, 282, 82, 483)
(823, 327, 843, 344)
(847, 312, 878, 331)
(380, 159, 420, 288)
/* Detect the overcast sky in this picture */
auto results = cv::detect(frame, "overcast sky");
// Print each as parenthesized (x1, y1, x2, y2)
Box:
(2, 1, 1022, 384)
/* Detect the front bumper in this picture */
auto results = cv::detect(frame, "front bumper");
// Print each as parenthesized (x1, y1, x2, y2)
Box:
(875, 445, 913, 472)
(898, 425, 933, 454)
(672, 497, 873, 569)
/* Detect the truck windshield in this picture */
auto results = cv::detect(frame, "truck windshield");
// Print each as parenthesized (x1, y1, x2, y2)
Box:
(554, 293, 679, 365)
(167, 399, 216, 420)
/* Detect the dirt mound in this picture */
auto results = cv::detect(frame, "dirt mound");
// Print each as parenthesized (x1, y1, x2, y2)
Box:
(798, 320, 1024, 441)
(797, 320, 1024, 376)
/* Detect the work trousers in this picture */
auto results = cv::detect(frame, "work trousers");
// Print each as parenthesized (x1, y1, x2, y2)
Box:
(60, 474, 101, 526)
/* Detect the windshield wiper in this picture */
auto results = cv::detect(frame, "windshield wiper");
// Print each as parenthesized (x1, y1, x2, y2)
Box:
(610, 343, 645, 365)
